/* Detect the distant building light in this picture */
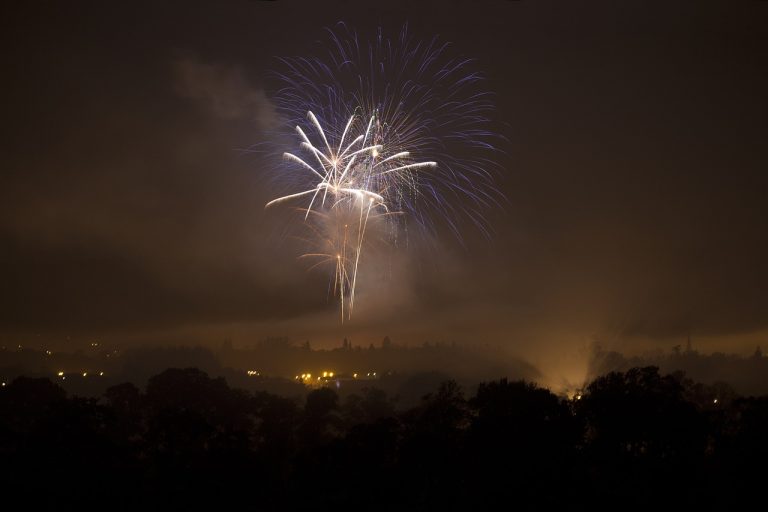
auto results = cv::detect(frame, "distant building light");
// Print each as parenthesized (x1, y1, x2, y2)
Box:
(353, 373, 358, 378)
(99, 371, 104, 376)
(1, 382, 5, 387)
(82, 372, 87, 377)
(57, 371, 64, 377)
(45, 350, 51, 356)
(713, 398, 719, 404)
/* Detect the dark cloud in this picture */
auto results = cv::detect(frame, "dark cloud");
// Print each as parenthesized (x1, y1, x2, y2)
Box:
(173, 56, 276, 128)
(1, 1, 767, 383)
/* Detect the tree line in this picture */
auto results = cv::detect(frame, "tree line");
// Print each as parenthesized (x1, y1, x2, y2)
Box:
(1, 366, 766, 510)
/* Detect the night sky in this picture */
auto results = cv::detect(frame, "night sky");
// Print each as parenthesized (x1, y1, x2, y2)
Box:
(2, 1, 767, 380)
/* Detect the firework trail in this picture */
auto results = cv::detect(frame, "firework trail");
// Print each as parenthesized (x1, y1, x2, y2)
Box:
(265, 23, 500, 321)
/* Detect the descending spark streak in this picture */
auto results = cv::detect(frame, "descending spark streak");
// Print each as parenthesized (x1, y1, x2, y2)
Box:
(307, 111, 333, 155)
(338, 115, 354, 153)
(265, 187, 320, 208)
(377, 162, 437, 175)
(282, 153, 325, 180)
(372, 152, 410, 168)
(266, 24, 501, 321)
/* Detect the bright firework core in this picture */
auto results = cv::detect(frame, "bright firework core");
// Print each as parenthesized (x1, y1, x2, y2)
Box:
(267, 110, 436, 321)
(266, 25, 500, 322)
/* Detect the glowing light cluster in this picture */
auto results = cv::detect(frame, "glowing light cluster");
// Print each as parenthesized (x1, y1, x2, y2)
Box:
(267, 109, 436, 319)
(266, 24, 500, 320)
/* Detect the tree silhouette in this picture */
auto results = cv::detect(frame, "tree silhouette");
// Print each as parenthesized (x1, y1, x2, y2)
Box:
(1, 366, 767, 509)
(575, 366, 709, 507)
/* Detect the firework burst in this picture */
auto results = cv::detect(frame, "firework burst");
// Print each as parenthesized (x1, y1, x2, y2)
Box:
(265, 23, 500, 321)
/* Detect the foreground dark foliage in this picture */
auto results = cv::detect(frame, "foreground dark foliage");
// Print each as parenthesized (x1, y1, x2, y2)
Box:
(1, 366, 765, 510)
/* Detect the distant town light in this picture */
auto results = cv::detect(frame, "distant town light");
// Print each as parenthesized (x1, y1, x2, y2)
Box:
(82, 372, 87, 377)
(713, 398, 719, 404)
(99, 371, 104, 376)
(57, 371, 64, 377)
(353, 373, 358, 378)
